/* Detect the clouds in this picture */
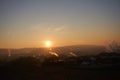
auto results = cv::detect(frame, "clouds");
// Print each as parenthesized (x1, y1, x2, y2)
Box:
(54, 27, 65, 32)
(46, 24, 67, 33)
(30, 23, 67, 33)
(29, 23, 68, 42)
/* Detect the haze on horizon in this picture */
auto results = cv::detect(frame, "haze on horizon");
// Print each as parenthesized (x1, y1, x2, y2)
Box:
(0, 0, 120, 48)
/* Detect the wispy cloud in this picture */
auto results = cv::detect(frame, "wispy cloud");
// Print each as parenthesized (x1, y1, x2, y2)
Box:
(54, 27, 64, 32)
(46, 24, 67, 33)
(30, 23, 67, 34)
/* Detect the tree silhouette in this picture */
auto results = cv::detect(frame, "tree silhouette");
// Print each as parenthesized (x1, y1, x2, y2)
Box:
(109, 41, 120, 53)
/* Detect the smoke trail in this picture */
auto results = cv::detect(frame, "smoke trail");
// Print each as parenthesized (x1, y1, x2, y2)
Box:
(49, 51, 59, 57)
(69, 52, 77, 57)
(8, 49, 11, 57)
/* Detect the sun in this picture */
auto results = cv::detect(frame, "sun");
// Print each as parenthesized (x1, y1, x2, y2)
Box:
(45, 41, 52, 47)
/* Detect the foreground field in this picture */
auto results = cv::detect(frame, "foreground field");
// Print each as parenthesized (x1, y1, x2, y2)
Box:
(0, 57, 120, 80)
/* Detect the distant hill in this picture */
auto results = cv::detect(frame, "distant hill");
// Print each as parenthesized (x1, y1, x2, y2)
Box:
(0, 45, 105, 59)
(52, 45, 105, 56)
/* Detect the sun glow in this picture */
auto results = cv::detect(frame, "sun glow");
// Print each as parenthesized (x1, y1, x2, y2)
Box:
(45, 41, 52, 47)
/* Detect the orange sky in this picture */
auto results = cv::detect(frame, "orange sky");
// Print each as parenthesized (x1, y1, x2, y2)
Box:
(0, 0, 120, 48)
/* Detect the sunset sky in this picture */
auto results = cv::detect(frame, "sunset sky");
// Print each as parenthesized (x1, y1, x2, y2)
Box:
(0, 0, 120, 48)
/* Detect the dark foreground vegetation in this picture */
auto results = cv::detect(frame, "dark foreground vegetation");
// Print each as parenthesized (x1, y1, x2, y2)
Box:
(0, 52, 120, 80)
